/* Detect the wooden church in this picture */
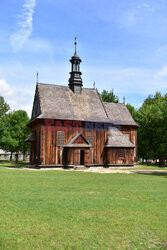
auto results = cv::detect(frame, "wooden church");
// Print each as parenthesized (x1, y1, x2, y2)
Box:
(26, 40, 138, 167)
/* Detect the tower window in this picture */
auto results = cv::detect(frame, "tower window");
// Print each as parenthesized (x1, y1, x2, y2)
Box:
(57, 131, 65, 146)
(72, 63, 78, 71)
(75, 63, 78, 71)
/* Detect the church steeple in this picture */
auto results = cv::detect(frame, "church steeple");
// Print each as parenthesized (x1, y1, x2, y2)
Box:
(69, 38, 83, 94)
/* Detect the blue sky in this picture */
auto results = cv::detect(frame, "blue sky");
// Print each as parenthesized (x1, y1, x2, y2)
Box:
(0, 0, 167, 116)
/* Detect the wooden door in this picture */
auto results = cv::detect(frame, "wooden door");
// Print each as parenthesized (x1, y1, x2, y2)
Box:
(80, 150, 85, 165)
(74, 149, 80, 165)
(62, 148, 67, 165)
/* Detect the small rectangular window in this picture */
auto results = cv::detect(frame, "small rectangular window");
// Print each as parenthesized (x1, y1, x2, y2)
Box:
(87, 132, 93, 145)
(118, 149, 125, 159)
(57, 131, 65, 146)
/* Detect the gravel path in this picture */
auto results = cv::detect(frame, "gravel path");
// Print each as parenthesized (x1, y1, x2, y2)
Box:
(7, 167, 167, 174)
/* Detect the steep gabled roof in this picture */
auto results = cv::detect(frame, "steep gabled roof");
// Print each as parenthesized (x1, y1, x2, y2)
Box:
(31, 85, 41, 120)
(105, 128, 135, 148)
(103, 102, 138, 126)
(32, 83, 108, 122)
(30, 83, 138, 127)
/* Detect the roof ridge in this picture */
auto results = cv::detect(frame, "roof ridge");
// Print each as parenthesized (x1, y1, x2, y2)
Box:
(37, 84, 42, 115)
(103, 101, 125, 105)
(83, 87, 96, 90)
(38, 82, 97, 91)
(96, 89, 109, 120)
(38, 82, 68, 87)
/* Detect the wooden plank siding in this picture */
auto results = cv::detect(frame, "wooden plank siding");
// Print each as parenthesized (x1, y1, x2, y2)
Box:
(121, 125, 138, 161)
(29, 123, 41, 164)
(29, 120, 137, 166)
(104, 148, 134, 165)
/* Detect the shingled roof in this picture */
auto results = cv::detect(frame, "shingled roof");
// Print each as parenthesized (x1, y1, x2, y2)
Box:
(32, 83, 108, 122)
(103, 102, 138, 126)
(105, 128, 135, 148)
(31, 83, 138, 126)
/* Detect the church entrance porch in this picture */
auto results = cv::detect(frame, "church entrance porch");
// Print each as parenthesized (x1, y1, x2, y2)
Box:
(73, 148, 86, 166)
(63, 132, 93, 166)
(63, 148, 91, 166)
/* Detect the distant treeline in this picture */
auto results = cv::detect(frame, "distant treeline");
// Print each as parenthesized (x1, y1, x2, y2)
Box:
(0, 96, 30, 162)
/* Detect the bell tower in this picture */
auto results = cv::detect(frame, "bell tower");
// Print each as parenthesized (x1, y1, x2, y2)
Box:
(69, 38, 83, 94)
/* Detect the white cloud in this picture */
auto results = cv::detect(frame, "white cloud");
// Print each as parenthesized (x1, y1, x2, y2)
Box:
(10, 0, 36, 52)
(7, 89, 34, 117)
(0, 77, 33, 117)
(0, 79, 13, 96)
(119, 0, 167, 28)
(83, 66, 167, 95)
(154, 66, 167, 80)
(0, 62, 167, 116)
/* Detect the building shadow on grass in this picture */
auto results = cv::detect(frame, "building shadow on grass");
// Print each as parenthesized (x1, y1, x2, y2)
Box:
(0, 160, 29, 169)
(135, 171, 167, 178)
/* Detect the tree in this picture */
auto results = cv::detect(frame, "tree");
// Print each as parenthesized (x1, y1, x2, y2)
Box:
(0, 110, 30, 162)
(0, 96, 10, 118)
(137, 92, 167, 166)
(0, 113, 16, 160)
(126, 104, 138, 121)
(99, 89, 119, 103)
(143, 92, 167, 105)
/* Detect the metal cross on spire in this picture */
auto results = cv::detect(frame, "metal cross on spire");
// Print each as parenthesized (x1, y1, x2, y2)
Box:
(74, 37, 77, 55)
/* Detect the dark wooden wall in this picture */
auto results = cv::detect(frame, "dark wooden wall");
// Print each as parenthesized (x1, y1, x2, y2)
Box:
(40, 124, 107, 165)
(29, 120, 137, 166)
(104, 148, 134, 165)
(121, 126, 138, 160)
(30, 123, 41, 165)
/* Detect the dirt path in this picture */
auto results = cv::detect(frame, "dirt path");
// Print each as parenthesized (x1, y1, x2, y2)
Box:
(7, 167, 167, 174)
(82, 168, 167, 174)
(76, 167, 167, 174)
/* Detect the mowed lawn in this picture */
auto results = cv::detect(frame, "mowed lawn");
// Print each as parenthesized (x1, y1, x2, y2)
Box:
(0, 166, 167, 249)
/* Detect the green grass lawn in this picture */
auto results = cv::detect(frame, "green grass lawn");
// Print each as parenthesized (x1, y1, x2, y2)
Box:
(0, 164, 167, 249)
